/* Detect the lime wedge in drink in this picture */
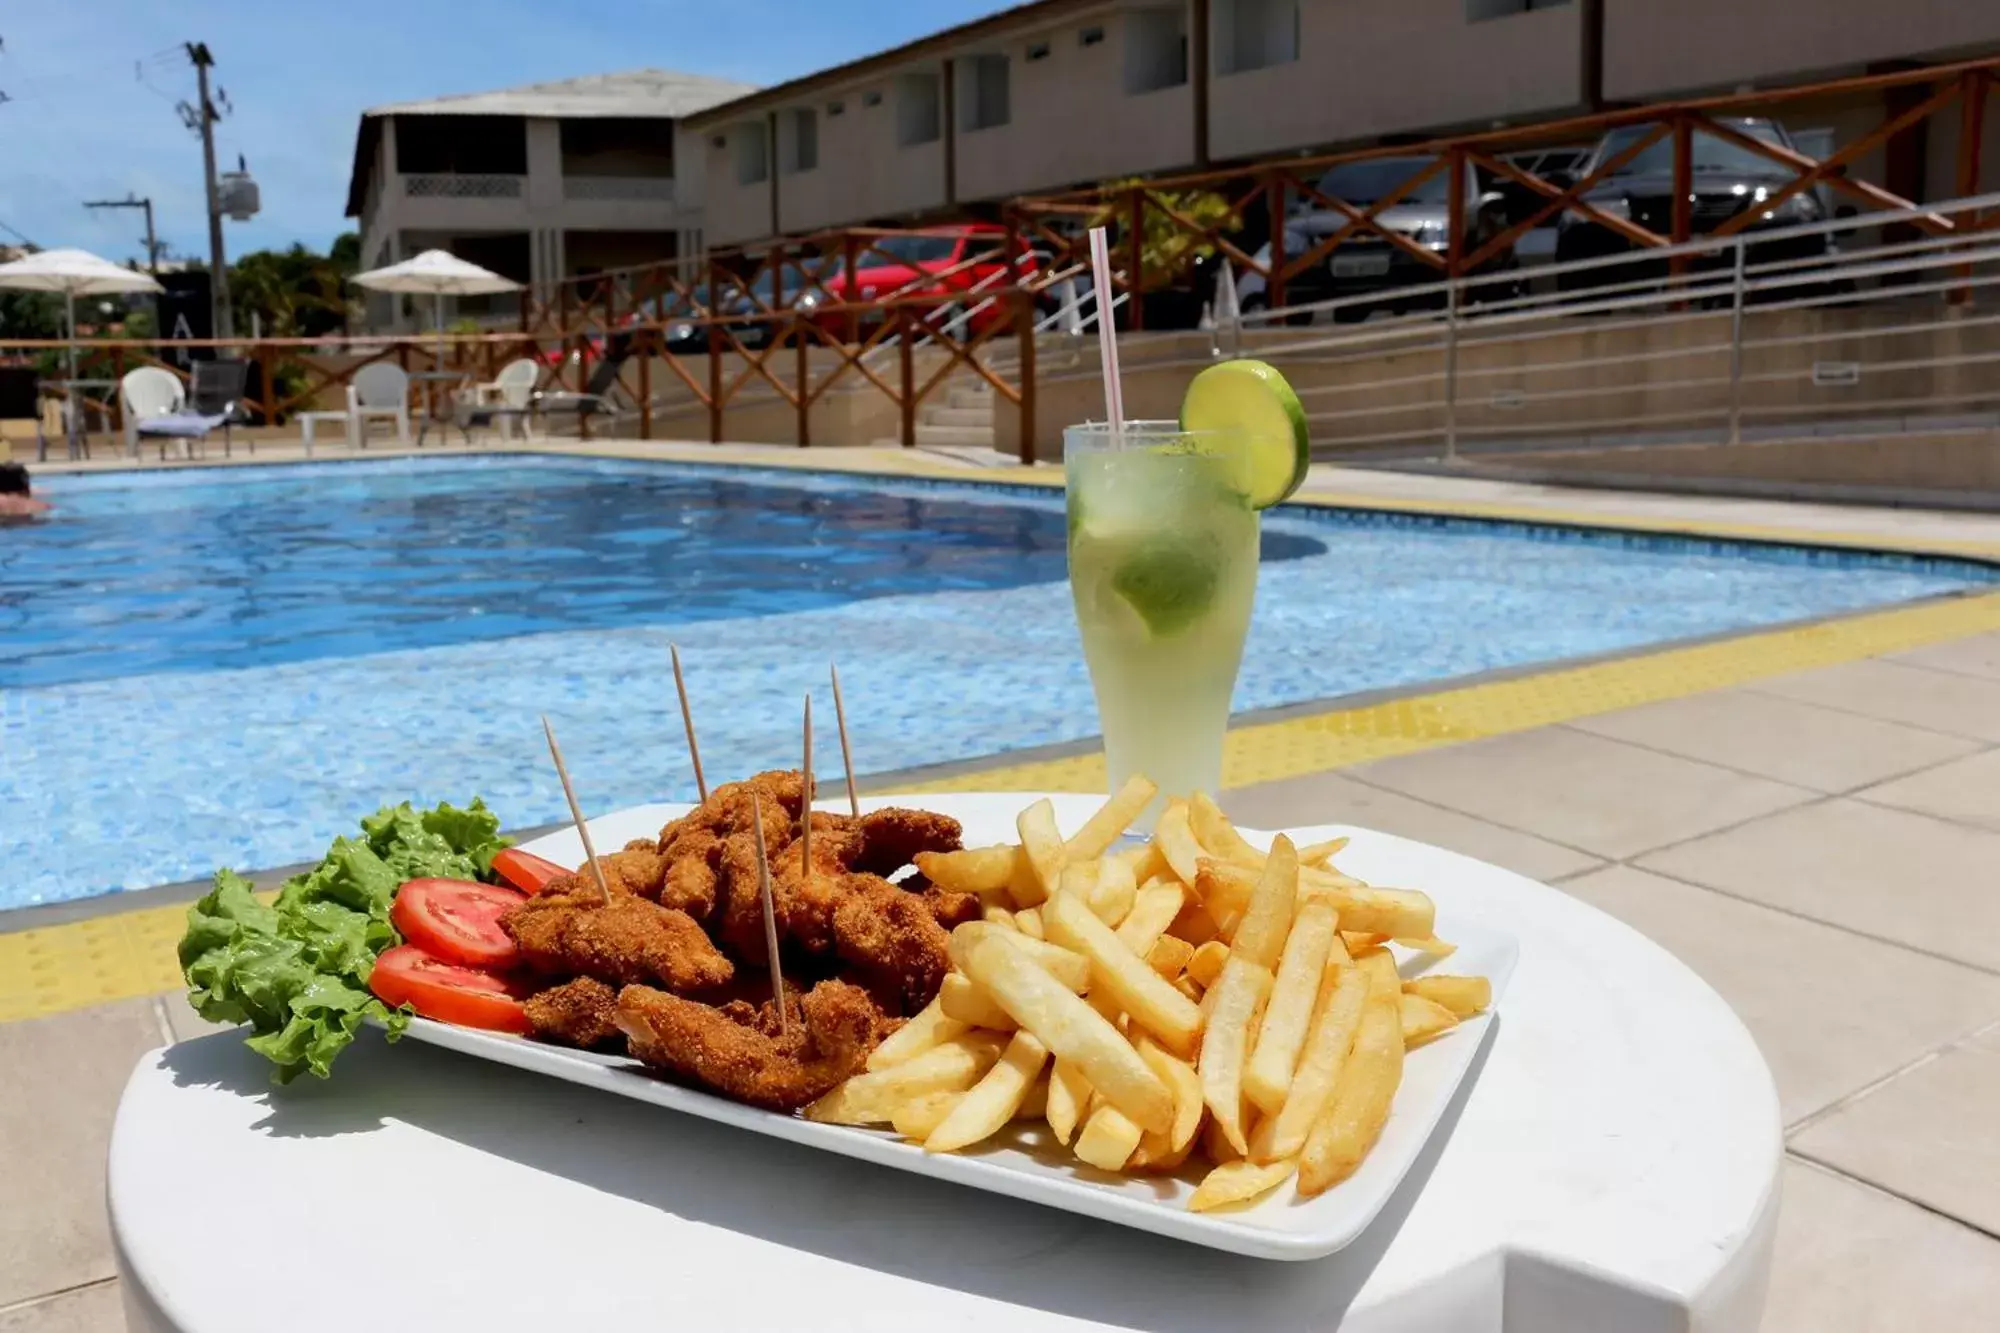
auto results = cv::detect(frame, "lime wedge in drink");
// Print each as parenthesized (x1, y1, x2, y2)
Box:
(1177, 359, 1310, 509)
(1108, 532, 1223, 637)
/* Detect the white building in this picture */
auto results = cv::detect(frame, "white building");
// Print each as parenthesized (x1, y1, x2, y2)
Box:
(344, 69, 756, 330)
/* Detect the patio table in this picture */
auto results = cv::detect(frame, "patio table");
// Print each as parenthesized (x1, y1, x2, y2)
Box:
(408, 369, 470, 447)
(108, 795, 1781, 1333)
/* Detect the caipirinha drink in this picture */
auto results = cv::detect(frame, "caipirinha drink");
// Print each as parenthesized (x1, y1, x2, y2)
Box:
(1065, 360, 1311, 822)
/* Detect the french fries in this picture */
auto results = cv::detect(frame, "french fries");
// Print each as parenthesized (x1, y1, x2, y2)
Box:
(1404, 974, 1491, 1017)
(1298, 961, 1406, 1196)
(807, 1032, 1007, 1124)
(948, 923, 1090, 992)
(1075, 1103, 1145, 1171)
(916, 844, 1021, 894)
(1186, 940, 1229, 988)
(1045, 1058, 1091, 1144)
(1189, 1158, 1296, 1213)
(1044, 891, 1204, 1057)
(1152, 800, 1204, 885)
(1065, 774, 1159, 861)
(891, 1091, 962, 1141)
(1189, 791, 1263, 867)
(866, 997, 969, 1072)
(1086, 855, 1138, 927)
(1118, 881, 1185, 955)
(926, 1030, 1050, 1153)
(939, 971, 1016, 1030)
(1244, 898, 1339, 1114)
(816, 782, 1490, 1214)
(1013, 798, 1067, 906)
(959, 931, 1174, 1135)
(1202, 859, 1437, 940)
(1399, 993, 1461, 1048)
(1147, 934, 1195, 980)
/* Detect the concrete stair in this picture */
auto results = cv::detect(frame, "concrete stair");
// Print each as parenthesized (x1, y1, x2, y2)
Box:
(914, 381, 996, 449)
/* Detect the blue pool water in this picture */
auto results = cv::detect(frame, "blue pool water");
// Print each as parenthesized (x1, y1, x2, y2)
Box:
(4, 455, 1994, 908)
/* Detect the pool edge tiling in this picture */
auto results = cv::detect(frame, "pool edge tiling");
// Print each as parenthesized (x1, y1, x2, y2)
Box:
(6, 583, 2000, 1026)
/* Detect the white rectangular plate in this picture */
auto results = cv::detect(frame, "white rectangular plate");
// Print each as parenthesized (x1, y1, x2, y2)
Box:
(394, 793, 1517, 1260)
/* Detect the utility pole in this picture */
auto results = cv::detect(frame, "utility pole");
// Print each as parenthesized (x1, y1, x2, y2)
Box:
(181, 42, 232, 337)
(83, 195, 162, 272)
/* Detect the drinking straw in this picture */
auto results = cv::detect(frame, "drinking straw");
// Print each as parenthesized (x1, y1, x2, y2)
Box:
(1086, 225, 1126, 445)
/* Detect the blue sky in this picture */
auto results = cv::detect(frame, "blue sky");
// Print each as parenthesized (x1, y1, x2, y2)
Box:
(0, 1, 1008, 262)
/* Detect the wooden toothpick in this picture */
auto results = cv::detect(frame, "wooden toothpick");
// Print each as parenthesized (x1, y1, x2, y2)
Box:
(670, 643, 709, 803)
(751, 796, 789, 1037)
(542, 715, 611, 905)
(830, 664, 860, 818)
(800, 693, 814, 884)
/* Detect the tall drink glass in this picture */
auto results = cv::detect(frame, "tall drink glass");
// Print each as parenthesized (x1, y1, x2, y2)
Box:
(1065, 421, 1260, 823)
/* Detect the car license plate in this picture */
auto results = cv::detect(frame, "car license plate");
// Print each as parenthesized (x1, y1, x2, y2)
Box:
(1331, 252, 1392, 278)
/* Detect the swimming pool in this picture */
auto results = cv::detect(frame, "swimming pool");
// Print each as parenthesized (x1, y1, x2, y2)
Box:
(5, 455, 1995, 908)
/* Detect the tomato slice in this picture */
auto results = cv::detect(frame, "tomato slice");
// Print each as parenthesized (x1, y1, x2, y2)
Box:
(369, 944, 530, 1034)
(491, 847, 571, 895)
(391, 878, 527, 969)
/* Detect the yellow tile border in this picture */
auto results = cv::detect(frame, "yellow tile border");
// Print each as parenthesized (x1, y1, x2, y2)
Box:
(8, 585, 1999, 1028)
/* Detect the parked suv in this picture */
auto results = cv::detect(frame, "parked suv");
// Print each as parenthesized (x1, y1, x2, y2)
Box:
(1234, 155, 1525, 322)
(1554, 117, 1833, 292)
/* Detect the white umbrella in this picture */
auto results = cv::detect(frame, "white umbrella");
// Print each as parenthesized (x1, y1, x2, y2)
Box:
(0, 248, 163, 380)
(350, 249, 521, 363)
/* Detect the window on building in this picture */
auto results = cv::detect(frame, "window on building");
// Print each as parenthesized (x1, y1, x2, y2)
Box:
(1125, 6, 1190, 94)
(1027, 40, 1052, 62)
(733, 122, 768, 185)
(784, 108, 818, 173)
(1214, 0, 1299, 75)
(1465, 0, 1570, 19)
(960, 54, 1010, 132)
(828, 100, 845, 117)
(862, 89, 884, 108)
(896, 73, 941, 146)
(1079, 25, 1106, 47)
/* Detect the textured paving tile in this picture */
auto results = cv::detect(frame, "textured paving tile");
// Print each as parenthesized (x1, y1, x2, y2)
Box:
(1221, 771, 1603, 882)
(0, 1281, 124, 1333)
(1761, 1159, 2000, 1333)
(1750, 659, 2000, 742)
(0, 1001, 162, 1308)
(1887, 629, 2000, 681)
(1560, 866, 2000, 1123)
(1568, 690, 1980, 793)
(1856, 748, 2000, 832)
(1792, 1026, 2000, 1237)
(1638, 799, 2000, 973)
(1346, 727, 1814, 859)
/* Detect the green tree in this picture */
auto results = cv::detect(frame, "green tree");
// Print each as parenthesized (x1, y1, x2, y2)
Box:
(1093, 179, 1240, 291)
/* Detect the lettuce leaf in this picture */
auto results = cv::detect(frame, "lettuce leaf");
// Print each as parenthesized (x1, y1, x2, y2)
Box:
(178, 799, 512, 1083)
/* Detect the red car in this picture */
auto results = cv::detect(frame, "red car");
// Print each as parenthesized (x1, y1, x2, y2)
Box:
(804, 224, 1038, 342)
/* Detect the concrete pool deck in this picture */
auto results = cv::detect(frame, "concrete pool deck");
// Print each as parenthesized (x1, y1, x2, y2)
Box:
(6, 443, 2000, 1330)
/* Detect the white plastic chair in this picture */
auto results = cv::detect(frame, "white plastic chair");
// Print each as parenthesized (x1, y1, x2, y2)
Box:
(463, 358, 540, 441)
(352, 363, 412, 448)
(299, 363, 412, 455)
(119, 368, 186, 458)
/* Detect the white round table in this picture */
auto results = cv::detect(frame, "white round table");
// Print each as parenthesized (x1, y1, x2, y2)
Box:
(112, 794, 1781, 1332)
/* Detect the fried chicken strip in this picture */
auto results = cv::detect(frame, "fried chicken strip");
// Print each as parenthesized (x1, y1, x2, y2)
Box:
(614, 979, 885, 1111)
(852, 808, 964, 879)
(524, 977, 622, 1050)
(504, 877, 735, 993)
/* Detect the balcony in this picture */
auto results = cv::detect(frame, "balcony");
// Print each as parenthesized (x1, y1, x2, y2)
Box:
(402, 173, 525, 199)
(562, 176, 677, 203)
